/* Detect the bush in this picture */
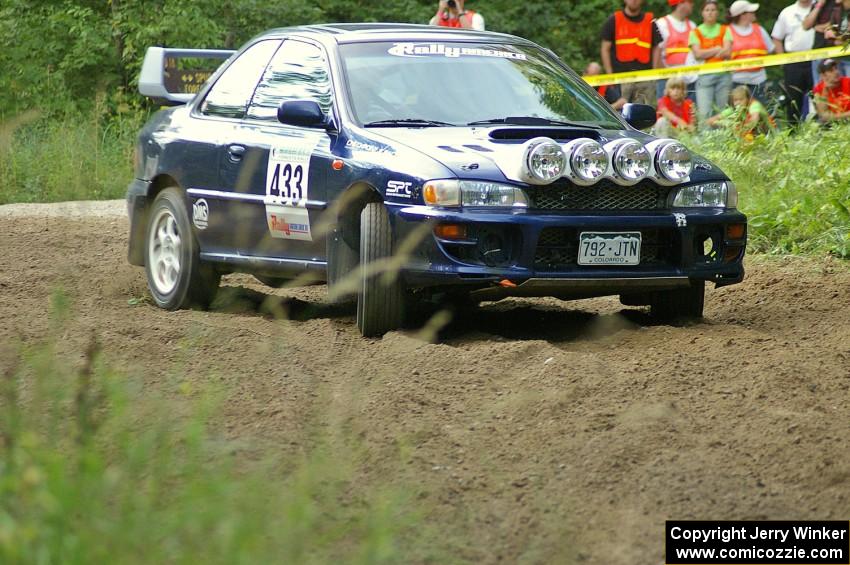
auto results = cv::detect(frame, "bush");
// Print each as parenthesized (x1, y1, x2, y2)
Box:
(685, 123, 850, 258)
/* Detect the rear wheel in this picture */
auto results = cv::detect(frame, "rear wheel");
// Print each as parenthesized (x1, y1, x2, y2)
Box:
(650, 280, 705, 320)
(356, 203, 404, 337)
(145, 187, 220, 309)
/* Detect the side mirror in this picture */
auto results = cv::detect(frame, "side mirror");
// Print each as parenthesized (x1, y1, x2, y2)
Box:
(277, 100, 327, 128)
(621, 103, 657, 130)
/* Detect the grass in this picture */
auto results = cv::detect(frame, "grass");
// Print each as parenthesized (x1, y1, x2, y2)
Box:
(1, 110, 848, 258)
(682, 123, 850, 258)
(0, 107, 138, 205)
(0, 291, 423, 565)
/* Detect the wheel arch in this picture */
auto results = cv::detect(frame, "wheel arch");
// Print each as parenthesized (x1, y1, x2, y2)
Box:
(128, 174, 184, 266)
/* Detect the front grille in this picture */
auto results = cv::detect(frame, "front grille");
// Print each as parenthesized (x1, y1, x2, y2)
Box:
(534, 228, 674, 271)
(526, 179, 669, 211)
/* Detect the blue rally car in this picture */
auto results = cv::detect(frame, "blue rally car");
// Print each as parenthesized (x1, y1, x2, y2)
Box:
(127, 23, 746, 336)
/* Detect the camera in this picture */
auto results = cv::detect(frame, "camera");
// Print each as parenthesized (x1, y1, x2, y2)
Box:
(447, 0, 457, 7)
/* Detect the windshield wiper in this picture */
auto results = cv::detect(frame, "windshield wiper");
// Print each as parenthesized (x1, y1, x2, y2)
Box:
(363, 118, 456, 128)
(467, 116, 601, 129)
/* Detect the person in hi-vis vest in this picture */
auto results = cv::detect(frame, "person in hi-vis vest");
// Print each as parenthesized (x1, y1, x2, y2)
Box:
(656, 0, 698, 101)
(601, 0, 663, 106)
(429, 0, 485, 30)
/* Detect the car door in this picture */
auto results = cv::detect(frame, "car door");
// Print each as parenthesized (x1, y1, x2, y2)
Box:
(218, 38, 336, 261)
(188, 38, 282, 254)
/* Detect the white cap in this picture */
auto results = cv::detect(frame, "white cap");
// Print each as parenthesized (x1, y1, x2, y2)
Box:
(729, 0, 759, 16)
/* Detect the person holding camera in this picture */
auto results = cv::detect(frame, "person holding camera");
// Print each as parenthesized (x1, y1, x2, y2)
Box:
(430, 0, 485, 30)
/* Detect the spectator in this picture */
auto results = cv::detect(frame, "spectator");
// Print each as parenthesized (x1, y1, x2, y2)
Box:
(429, 0, 485, 30)
(655, 77, 696, 134)
(584, 61, 628, 110)
(705, 84, 776, 136)
(600, 0, 663, 106)
(690, 0, 733, 122)
(657, 0, 698, 101)
(772, 0, 816, 124)
(813, 58, 850, 122)
(727, 0, 775, 101)
(803, 0, 849, 81)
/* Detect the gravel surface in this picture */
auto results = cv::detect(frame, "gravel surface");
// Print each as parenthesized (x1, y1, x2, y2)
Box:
(1, 205, 848, 564)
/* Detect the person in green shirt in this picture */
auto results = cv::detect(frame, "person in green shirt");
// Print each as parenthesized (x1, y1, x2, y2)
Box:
(689, 0, 734, 122)
(705, 85, 776, 137)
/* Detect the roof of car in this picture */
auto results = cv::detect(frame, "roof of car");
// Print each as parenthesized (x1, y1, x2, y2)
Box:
(258, 23, 533, 45)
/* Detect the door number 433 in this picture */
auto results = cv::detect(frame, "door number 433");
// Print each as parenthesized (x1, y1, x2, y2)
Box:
(269, 163, 304, 201)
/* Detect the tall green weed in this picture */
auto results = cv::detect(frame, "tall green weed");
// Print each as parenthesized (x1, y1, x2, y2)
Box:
(0, 291, 417, 564)
(686, 123, 850, 258)
(0, 106, 139, 204)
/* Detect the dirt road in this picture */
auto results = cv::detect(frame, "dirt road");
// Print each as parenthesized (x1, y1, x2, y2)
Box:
(1, 202, 849, 564)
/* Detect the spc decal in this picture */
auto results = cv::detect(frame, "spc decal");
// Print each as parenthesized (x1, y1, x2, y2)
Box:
(264, 136, 321, 241)
(386, 180, 413, 199)
(388, 43, 527, 60)
(192, 198, 209, 229)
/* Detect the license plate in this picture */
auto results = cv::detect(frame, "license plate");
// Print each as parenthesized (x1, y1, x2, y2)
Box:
(578, 232, 641, 265)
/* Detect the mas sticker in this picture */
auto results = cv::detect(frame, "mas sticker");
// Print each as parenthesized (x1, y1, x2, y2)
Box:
(192, 198, 209, 229)
(388, 43, 527, 60)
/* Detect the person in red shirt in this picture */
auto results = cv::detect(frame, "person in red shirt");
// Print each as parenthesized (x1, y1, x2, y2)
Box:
(813, 58, 850, 122)
(655, 77, 696, 134)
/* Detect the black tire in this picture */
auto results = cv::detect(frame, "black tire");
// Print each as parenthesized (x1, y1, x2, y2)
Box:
(650, 280, 705, 320)
(356, 203, 404, 337)
(144, 187, 220, 310)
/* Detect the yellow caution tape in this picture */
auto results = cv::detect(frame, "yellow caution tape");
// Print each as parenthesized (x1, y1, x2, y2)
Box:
(583, 45, 849, 86)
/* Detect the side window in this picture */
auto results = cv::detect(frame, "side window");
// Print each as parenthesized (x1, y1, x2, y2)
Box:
(200, 40, 281, 118)
(246, 40, 333, 122)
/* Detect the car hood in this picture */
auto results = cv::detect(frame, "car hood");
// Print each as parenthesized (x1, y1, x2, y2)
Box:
(367, 126, 725, 184)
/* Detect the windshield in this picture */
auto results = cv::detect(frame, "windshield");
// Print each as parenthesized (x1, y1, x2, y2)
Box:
(339, 41, 623, 128)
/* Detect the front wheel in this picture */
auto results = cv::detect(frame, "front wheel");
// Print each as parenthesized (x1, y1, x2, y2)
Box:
(650, 280, 705, 320)
(145, 187, 220, 309)
(356, 203, 404, 337)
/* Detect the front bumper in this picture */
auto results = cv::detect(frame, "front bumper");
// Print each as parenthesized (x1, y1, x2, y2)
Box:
(390, 204, 746, 297)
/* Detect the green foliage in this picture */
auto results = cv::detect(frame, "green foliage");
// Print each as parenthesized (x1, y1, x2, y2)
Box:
(0, 293, 417, 564)
(0, 104, 140, 204)
(684, 123, 850, 258)
(2, 0, 795, 119)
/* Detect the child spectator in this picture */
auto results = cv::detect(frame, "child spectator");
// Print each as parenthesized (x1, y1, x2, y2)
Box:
(813, 58, 850, 122)
(705, 85, 776, 137)
(655, 77, 696, 134)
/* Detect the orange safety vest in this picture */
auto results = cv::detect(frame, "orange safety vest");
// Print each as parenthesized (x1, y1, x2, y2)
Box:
(730, 23, 768, 73)
(694, 25, 728, 63)
(614, 11, 654, 64)
(597, 85, 609, 97)
(661, 16, 696, 66)
(436, 9, 477, 28)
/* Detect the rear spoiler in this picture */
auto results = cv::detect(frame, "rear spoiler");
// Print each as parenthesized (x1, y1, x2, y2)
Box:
(138, 47, 236, 106)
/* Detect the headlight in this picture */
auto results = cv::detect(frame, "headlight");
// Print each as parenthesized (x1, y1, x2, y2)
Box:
(673, 181, 736, 208)
(423, 180, 528, 208)
(521, 137, 566, 185)
(605, 139, 650, 185)
(647, 139, 692, 183)
(564, 138, 608, 186)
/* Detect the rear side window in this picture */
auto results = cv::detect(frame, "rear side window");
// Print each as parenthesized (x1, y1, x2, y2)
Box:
(200, 40, 281, 118)
(246, 39, 333, 121)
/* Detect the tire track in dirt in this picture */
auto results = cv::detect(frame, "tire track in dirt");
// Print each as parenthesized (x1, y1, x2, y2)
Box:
(1, 205, 848, 564)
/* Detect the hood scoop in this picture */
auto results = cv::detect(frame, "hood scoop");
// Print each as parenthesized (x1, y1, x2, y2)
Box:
(488, 127, 600, 142)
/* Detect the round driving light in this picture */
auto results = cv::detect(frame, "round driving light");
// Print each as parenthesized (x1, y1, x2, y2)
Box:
(655, 141, 692, 182)
(522, 137, 566, 185)
(610, 140, 650, 184)
(566, 139, 608, 185)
